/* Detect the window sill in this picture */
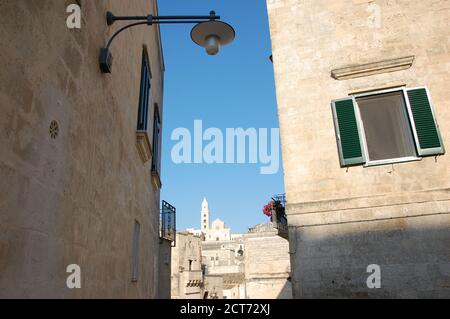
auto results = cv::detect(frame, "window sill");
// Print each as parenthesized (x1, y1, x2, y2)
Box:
(151, 170, 162, 190)
(136, 131, 152, 163)
(363, 156, 422, 167)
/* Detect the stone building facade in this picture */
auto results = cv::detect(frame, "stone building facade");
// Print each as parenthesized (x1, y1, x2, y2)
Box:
(171, 232, 203, 299)
(266, 0, 450, 298)
(206, 219, 232, 242)
(201, 236, 246, 299)
(158, 239, 173, 299)
(203, 275, 224, 299)
(174, 199, 292, 299)
(0, 0, 167, 298)
(244, 224, 292, 299)
(200, 223, 292, 299)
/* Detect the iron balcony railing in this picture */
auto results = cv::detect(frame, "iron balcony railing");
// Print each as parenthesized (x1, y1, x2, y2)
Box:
(271, 194, 288, 239)
(161, 200, 176, 245)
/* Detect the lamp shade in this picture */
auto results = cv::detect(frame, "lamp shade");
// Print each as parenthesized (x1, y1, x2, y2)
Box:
(191, 21, 235, 55)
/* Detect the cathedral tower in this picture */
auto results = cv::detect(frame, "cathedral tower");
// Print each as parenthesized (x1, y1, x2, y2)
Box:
(201, 197, 210, 233)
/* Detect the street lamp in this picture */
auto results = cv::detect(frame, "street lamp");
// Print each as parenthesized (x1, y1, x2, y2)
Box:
(100, 10, 235, 73)
(191, 20, 235, 56)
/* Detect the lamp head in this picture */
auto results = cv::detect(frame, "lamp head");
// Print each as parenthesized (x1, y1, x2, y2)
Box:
(191, 21, 235, 56)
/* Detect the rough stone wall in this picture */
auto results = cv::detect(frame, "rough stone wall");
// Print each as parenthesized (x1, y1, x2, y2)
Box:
(291, 214, 450, 298)
(223, 285, 241, 299)
(204, 275, 223, 299)
(243, 231, 292, 299)
(170, 233, 203, 298)
(158, 239, 172, 299)
(0, 0, 164, 298)
(266, 0, 450, 298)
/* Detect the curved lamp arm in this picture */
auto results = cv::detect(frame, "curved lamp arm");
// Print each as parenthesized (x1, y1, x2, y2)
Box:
(99, 21, 150, 73)
(99, 10, 221, 74)
(106, 21, 149, 50)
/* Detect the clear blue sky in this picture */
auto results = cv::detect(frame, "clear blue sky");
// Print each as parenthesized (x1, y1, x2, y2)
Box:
(159, 0, 284, 233)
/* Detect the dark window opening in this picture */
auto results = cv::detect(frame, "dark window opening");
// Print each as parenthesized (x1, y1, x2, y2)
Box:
(137, 49, 151, 132)
(151, 105, 161, 173)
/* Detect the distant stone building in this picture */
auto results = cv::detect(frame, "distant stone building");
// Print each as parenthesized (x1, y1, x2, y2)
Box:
(206, 219, 232, 242)
(171, 232, 203, 299)
(201, 234, 246, 299)
(175, 198, 292, 299)
(198, 197, 232, 242)
(267, 0, 450, 298)
(203, 275, 224, 299)
(0, 0, 170, 298)
(244, 224, 292, 299)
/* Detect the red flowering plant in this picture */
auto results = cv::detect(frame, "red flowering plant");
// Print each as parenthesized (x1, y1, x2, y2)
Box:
(262, 194, 287, 228)
(262, 200, 275, 218)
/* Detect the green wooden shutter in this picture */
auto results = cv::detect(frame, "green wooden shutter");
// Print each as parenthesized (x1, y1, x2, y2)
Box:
(406, 87, 445, 156)
(331, 97, 365, 167)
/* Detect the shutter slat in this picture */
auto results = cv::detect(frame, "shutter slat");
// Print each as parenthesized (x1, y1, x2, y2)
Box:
(406, 88, 445, 156)
(332, 98, 365, 167)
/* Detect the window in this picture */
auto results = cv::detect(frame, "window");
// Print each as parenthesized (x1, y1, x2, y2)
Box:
(151, 105, 161, 173)
(332, 87, 445, 167)
(136, 48, 153, 163)
(188, 260, 193, 271)
(137, 49, 151, 132)
(131, 220, 140, 282)
(150, 104, 162, 189)
(357, 91, 417, 162)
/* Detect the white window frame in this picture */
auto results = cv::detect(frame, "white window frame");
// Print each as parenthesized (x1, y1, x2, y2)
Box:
(352, 87, 422, 167)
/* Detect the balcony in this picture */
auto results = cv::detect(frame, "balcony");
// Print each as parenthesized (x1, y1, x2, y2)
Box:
(160, 200, 176, 245)
(270, 194, 289, 240)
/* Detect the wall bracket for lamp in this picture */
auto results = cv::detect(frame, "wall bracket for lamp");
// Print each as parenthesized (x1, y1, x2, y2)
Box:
(99, 10, 235, 74)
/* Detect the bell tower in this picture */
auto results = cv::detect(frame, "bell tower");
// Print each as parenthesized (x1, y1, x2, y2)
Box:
(201, 197, 210, 233)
